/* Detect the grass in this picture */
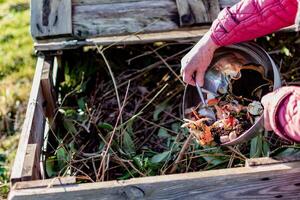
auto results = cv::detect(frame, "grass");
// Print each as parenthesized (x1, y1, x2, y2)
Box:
(0, 0, 34, 198)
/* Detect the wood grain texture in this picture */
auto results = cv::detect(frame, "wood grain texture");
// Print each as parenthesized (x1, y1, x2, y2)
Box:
(10, 57, 47, 183)
(20, 144, 39, 181)
(72, 0, 179, 38)
(9, 161, 300, 200)
(41, 58, 57, 120)
(31, 0, 72, 38)
(12, 177, 76, 190)
(31, 0, 239, 40)
(34, 28, 209, 51)
(176, 0, 195, 26)
(72, 0, 141, 5)
(219, 0, 239, 7)
(177, 0, 221, 26)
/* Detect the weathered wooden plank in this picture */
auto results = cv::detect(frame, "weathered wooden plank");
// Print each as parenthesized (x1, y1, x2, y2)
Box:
(219, 0, 239, 7)
(72, 0, 179, 38)
(9, 161, 300, 200)
(73, 0, 238, 8)
(177, 0, 221, 26)
(20, 144, 39, 181)
(246, 156, 300, 167)
(12, 177, 76, 190)
(176, 0, 195, 26)
(72, 0, 141, 5)
(31, 0, 239, 40)
(10, 57, 47, 184)
(34, 28, 209, 51)
(41, 58, 57, 120)
(31, 0, 72, 38)
(208, 0, 221, 21)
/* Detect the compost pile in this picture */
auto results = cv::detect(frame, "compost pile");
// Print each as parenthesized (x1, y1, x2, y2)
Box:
(44, 42, 291, 183)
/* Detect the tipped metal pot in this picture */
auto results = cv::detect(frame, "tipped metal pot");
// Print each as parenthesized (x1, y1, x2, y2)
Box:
(182, 42, 281, 146)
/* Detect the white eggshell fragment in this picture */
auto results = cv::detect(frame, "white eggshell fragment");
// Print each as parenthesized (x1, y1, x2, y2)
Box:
(229, 131, 237, 141)
(220, 135, 230, 143)
(247, 101, 263, 116)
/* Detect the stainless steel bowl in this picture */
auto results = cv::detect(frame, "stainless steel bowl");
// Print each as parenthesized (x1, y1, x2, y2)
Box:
(182, 42, 281, 146)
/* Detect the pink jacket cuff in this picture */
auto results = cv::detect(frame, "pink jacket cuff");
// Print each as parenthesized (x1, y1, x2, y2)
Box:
(210, 0, 298, 46)
(267, 86, 300, 142)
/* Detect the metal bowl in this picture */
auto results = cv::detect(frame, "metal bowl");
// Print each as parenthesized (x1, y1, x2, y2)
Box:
(182, 42, 281, 146)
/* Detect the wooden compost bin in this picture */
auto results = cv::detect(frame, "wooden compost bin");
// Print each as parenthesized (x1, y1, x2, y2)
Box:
(9, 0, 300, 199)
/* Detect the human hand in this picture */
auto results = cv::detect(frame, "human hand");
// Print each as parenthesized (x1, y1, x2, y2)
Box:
(261, 86, 300, 142)
(181, 32, 219, 86)
(261, 92, 274, 131)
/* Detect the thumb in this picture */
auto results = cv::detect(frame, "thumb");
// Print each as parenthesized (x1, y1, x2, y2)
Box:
(263, 106, 272, 131)
(261, 93, 272, 131)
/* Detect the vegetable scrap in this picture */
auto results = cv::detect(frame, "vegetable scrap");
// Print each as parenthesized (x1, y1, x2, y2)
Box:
(182, 95, 263, 146)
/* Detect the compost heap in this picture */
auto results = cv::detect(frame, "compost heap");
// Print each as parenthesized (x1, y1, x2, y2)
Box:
(182, 54, 273, 146)
(44, 44, 288, 183)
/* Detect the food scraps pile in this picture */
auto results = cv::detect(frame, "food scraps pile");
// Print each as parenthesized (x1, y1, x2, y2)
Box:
(182, 95, 263, 146)
(182, 54, 270, 146)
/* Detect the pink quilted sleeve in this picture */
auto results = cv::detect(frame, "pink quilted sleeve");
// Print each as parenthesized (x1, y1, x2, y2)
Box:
(276, 87, 300, 142)
(210, 0, 298, 46)
(262, 86, 300, 142)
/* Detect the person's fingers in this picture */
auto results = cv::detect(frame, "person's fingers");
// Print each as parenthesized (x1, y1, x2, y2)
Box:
(183, 67, 196, 86)
(263, 105, 272, 131)
(195, 69, 205, 86)
(261, 93, 273, 131)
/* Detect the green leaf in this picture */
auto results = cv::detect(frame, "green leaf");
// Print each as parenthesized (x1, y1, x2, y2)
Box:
(133, 156, 144, 170)
(281, 46, 291, 57)
(0, 154, 6, 163)
(45, 156, 57, 177)
(153, 102, 168, 121)
(98, 122, 113, 131)
(64, 109, 77, 118)
(63, 119, 77, 135)
(250, 135, 263, 158)
(151, 151, 170, 163)
(56, 147, 69, 170)
(171, 123, 180, 132)
(123, 131, 135, 155)
(199, 148, 227, 168)
(77, 97, 86, 110)
(158, 128, 170, 138)
(275, 148, 300, 157)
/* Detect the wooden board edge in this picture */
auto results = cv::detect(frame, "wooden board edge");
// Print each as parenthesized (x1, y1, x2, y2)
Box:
(33, 24, 296, 51)
(10, 56, 48, 184)
(10, 57, 45, 183)
(9, 161, 300, 200)
(33, 27, 209, 51)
